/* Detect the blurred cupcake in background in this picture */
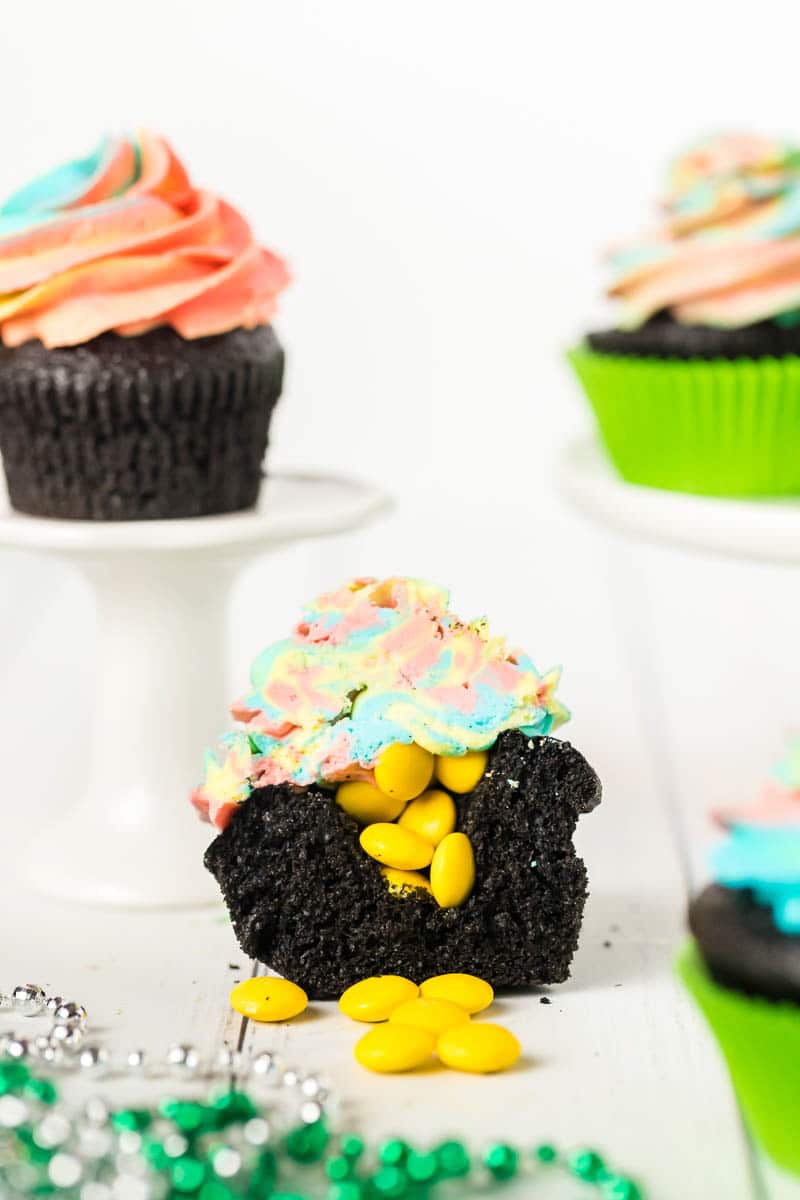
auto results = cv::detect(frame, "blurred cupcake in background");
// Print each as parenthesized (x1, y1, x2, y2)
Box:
(678, 742, 800, 1176)
(0, 131, 289, 519)
(570, 133, 800, 496)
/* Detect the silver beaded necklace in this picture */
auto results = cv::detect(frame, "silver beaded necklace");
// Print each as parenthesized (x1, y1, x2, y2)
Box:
(2, 986, 89, 1069)
(1, 981, 329, 1121)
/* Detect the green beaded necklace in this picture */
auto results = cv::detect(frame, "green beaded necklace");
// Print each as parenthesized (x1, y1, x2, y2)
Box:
(0, 1060, 645, 1199)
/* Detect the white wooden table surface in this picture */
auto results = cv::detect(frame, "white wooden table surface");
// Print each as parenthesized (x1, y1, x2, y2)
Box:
(2, 487, 798, 1200)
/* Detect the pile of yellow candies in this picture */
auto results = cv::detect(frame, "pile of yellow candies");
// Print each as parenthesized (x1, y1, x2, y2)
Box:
(336, 743, 489, 908)
(228, 972, 522, 1077)
(340, 973, 521, 1076)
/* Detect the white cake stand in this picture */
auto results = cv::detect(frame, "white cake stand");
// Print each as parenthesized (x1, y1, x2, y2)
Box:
(558, 436, 800, 565)
(0, 471, 389, 909)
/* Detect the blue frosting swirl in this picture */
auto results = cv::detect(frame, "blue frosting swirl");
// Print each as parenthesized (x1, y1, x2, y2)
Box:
(711, 743, 800, 934)
(711, 826, 800, 934)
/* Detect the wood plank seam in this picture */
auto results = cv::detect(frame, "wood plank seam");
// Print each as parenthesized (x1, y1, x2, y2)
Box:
(609, 543, 768, 1199)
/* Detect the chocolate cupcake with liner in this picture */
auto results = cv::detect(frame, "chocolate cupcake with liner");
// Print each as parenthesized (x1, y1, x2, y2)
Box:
(0, 131, 289, 519)
(194, 576, 601, 998)
(570, 133, 800, 496)
(679, 744, 800, 1176)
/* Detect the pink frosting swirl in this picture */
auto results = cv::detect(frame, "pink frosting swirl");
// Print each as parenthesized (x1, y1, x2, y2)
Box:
(0, 131, 290, 348)
(607, 133, 800, 328)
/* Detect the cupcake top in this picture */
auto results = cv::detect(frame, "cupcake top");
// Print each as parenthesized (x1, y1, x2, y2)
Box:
(710, 743, 800, 935)
(608, 132, 800, 329)
(0, 131, 289, 348)
(192, 576, 569, 830)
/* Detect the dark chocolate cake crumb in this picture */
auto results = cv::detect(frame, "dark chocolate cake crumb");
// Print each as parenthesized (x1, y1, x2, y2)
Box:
(586, 313, 800, 361)
(689, 884, 800, 1004)
(204, 731, 601, 999)
(539, 996, 551, 1005)
(0, 325, 283, 520)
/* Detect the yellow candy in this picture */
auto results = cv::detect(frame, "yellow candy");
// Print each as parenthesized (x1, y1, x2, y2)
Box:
(419, 973, 494, 1014)
(430, 832, 475, 908)
(374, 742, 434, 803)
(434, 750, 488, 794)
(336, 781, 406, 824)
(436, 1022, 521, 1073)
(397, 789, 456, 846)
(360, 823, 434, 870)
(381, 867, 433, 896)
(229, 977, 308, 1023)
(354, 1023, 436, 1073)
(389, 997, 470, 1036)
(339, 975, 419, 1022)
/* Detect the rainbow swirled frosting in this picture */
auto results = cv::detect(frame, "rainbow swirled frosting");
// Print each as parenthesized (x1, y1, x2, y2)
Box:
(609, 132, 800, 329)
(711, 743, 800, 935)
(0, 131, 289, 348)
(193, 576, 569, 830)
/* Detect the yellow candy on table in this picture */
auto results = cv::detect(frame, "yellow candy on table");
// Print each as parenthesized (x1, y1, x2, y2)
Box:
(374, 741, 435, 803)
(381, 867, 433, 896)
(339, 975, 419, 1022)
(430, 832, 476, 908)
(397, 789, 456, 846)
(336, 781, 406, 824)
(229, 977, 308, 1023)
(419, 973, 494, 1015)
(389, 996, 470, 1036)
(436, 1022, 521, 1074)
(360, 823, 434, 870)
(434, 749, 489, 794)
(354, 1023, 436, 1073)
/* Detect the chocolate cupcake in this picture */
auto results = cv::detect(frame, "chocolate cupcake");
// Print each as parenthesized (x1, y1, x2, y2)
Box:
(570, 133, 800, 496)
(0, 132, 289, 519)
(193, 577, 601, 998)
(678, 746, 800, 1176)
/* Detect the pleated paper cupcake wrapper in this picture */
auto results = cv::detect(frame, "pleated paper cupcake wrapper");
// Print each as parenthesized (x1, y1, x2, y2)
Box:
(677, 940, 800, 1177)
(568, 347, 800, 497)
(0, 332, 284, 521)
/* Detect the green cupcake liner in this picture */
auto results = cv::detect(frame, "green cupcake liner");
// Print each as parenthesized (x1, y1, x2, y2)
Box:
(568, 346, 800, 497)
(677, 940, 800, 1176)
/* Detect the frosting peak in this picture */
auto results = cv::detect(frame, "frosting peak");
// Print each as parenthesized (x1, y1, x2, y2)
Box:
(192, 576, 569, 830)
(608, 132, 800, 329)
(0, 131, 289, 348)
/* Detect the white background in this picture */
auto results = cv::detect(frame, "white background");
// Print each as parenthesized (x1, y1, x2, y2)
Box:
(1, 0, 796, 827)
(1, 7, 800, 1193)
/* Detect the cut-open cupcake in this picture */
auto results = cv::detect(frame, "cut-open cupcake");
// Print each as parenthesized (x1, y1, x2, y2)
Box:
(193, 577, 601, 998)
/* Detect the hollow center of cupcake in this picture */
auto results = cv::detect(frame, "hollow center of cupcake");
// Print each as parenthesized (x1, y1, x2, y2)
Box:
(337, 741, 485, 907)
